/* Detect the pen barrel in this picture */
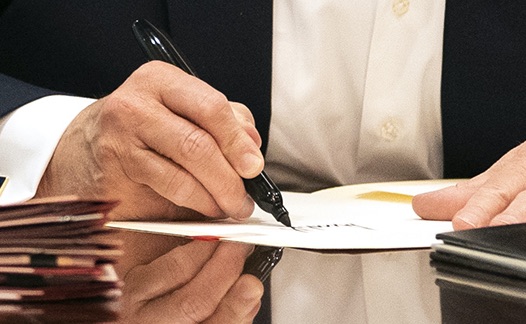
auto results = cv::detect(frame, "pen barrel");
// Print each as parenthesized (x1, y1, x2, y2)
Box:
(243, 172, 286, 216)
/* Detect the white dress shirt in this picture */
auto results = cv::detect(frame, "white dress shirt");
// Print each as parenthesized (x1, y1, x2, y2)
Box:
(0, 0, 446, 322)
(0, 95, 93, 204)
(266, 0, 444, 192)
(267, 0, 446, 323)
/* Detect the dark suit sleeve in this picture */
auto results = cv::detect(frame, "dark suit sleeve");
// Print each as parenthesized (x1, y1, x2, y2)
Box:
(0, 74, 60, 118)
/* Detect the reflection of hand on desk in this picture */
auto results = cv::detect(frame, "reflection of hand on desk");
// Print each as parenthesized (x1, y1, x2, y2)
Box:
(113, 230, 263, 323)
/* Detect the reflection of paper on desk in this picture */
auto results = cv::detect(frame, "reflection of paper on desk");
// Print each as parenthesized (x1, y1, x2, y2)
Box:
(108, 180, 459, 250)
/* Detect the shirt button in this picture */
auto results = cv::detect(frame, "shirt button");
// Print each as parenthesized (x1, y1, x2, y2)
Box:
(392, 0, 409, 17)
(381, 119, 400, 141)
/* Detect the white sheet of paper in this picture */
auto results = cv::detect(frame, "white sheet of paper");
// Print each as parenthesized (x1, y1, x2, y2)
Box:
(107, 179, 459, 250)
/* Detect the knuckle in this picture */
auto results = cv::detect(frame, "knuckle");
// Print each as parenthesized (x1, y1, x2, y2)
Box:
(134, 60, 168, 77)
(179, 128, 217, 162)
(195, 91, 229, 120)
(231, 102, 255, 125)
(215, 178, 241, 202)
(121, 149, 143, 181)
(480, 185, 512, 208)
(163, 170, 199, 203)
(178, 294, 215, 322)
(99, 93, 140, 130)
(161, 251, 195, 284)
(121, 265, 150, 305)
(221, 302, 240, 322)
(464, 204, 489, 218)
(221, 130, 248, 155)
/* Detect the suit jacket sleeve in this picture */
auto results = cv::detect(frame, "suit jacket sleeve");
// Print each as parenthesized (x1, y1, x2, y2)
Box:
(0, 74, 60, 118)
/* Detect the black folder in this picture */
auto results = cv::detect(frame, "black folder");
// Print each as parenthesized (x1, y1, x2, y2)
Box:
(431, 224, 526, 324)
(435, 223, 526, 260)
(431, 223, 526, 280)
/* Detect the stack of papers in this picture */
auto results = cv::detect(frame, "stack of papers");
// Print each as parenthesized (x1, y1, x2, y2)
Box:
(0, 196, 122, 323)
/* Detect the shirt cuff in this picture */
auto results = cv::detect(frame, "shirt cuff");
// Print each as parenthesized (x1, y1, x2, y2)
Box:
(0, 95, 95, 204)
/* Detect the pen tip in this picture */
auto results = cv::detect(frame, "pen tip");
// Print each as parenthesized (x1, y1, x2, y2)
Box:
(281, 216, 292, 227)
(275, 207, 292, 227)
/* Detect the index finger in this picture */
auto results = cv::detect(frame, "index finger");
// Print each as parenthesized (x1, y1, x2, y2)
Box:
(147, 61, 265, 178)
(412, 176, 486, 221)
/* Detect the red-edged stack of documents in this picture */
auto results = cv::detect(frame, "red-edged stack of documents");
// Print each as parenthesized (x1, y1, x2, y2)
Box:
(0, 196, 122, 323)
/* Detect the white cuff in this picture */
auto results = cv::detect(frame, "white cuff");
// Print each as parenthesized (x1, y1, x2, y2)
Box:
(0, 95, 95, 204)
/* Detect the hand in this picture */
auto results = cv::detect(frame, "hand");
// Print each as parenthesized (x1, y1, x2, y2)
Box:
(114, 231, 264, 324)
(413, 142, 526, 230)
(36, 61, 264, 221)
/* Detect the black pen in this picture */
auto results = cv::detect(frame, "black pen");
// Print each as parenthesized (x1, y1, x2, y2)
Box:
(132, 19, 292, 228)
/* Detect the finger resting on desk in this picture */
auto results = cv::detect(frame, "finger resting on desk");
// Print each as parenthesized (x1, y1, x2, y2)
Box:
(412, 179, 479, 220)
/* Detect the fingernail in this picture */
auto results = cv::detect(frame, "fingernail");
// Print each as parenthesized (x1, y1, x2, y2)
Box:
(454, 214, 478, 229)
(240, 153, 263, 176)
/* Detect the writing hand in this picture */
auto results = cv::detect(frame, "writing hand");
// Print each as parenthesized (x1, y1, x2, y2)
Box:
(413, 142, 526, 230)
(36, 61, 264, 221)
(114, 231, 263, 323)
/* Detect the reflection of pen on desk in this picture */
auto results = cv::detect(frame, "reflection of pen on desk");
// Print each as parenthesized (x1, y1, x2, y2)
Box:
(243, 246, 284, 282)
(131, 18, 292, 228)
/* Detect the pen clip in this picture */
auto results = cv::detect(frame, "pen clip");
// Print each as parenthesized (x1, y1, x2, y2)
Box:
(132, 19, 199, 77)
